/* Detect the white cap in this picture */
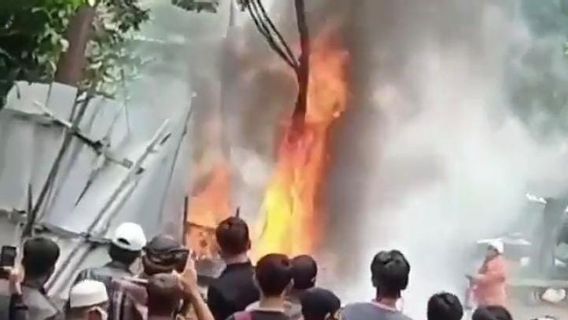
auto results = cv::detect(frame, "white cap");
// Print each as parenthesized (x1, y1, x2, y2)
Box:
(487, 239, 504, 254)
(70, 280, 108, 308)
(112, 222, 146, 251)
(477, 238, 504, 254)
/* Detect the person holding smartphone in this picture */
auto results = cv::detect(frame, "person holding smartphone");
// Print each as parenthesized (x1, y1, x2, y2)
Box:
(8, 237, 63, 320)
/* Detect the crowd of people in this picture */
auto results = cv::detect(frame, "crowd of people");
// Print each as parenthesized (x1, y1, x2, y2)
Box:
(0, 216, 516, 320)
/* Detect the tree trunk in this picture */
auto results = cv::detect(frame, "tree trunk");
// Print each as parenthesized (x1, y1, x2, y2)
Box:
(54, 5, 96, 86)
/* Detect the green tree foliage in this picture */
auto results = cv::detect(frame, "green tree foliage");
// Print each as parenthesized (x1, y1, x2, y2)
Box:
(0, 0, 149, 105)
(0, 0, 82, 101)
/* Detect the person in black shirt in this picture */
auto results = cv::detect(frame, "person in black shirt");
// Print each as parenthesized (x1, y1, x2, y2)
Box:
(228, 254, 292, 320)
(207, 216, 259, 320)
(427, 292, 463, 320)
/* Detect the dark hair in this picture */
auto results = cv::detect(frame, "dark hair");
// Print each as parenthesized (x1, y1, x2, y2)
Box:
(292, 255, 318, 290)
(147, 273, 182, 316)
(109, 244, 140, 266)
(215, 217, 250, 256)
(370, 250, 410, 299)
(472, 306, 513, 320)
(255, 254, 292, 297)
(301, 288, 341, 320)
(22, 237, 60, 278)
(427, 292, 464, 320)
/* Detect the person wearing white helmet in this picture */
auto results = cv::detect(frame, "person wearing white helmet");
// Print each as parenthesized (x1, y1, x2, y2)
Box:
(467, 239, 508, 308)
(73, 222, 146, 314)
(67, 280, 109, 320)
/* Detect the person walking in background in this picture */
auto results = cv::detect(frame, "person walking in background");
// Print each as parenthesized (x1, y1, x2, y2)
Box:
(208, 216, 259, 320)
(300, 288, 341, 320)
(472, 305, 513, 320)
(10, 237, 63, 320)
(427, 292, 463, 320)
(468, 240, 508, 308)
(74, 222, 147, 315)
(340, 250, 412, 320)
(67, 280, 109, 320)
(227, 254, 292, 320)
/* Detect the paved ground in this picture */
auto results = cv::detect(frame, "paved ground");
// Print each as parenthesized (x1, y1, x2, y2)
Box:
(509, 299, 568, 320)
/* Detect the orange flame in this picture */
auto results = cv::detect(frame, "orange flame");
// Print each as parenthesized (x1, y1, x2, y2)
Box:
(187, 164, 231, 258)
(254, 36, 349, 258)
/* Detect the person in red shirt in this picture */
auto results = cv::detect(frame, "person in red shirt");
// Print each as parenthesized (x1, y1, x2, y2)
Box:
(468, 240, 508, 308)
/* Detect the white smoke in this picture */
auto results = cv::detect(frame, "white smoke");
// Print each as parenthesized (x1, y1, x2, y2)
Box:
(334, 1, 568, 318)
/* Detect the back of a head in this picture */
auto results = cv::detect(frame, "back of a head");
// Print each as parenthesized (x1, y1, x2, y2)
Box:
(147, 273, 182, 316)
(255, 254, 292, 297)
(215, 217, 250, 256)
(472, 306, 513, 320)
(300, 288, 341, 320)
(23, 237, 60, 278)
(427, 292, 464, 320)
(143, 234, 182, 275)
(370, 250, 410, 299)
(292, 255, 318, 290)
(110, 222, 146, 265)
(70, 280, 108, 309)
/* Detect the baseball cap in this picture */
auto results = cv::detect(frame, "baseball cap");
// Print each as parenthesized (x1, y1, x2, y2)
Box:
(144, 235, 185, 266)
(112, 222, 147, 251)
(145, 235, 181, 253)
(70, 280, 108, 308)
(300, 288, 341, 320)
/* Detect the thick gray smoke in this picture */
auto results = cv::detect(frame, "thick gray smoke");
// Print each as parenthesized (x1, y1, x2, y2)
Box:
(143, 0, 568, 317)
(325, 0, 568, 317)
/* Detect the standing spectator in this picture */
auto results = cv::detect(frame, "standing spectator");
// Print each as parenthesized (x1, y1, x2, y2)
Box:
(340, 250, 412, 320)
(75, 222, 146, 314)
(472, 306, 513, 320)
(110, 234, 184, 320)
(208, 217, 259, 320)
(427, 292, 463, 320)
(9, 237, 62, 320)
(468, 240, 508, 307)
(300, 288, 341, 320)
(75, 222, 146, 286)
(228, 254, 292, 320)
(67, 280, 108, 320)
(146, 274, 182, 320)
(248, 254, 318, 320)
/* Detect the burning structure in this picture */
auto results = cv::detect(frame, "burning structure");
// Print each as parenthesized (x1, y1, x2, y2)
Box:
(186, 1, 350, 260)
(186, 1, 568, 318)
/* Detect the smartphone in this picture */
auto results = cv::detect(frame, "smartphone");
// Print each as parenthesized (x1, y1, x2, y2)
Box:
(0, 246, 16, 267)
(174, 249, 190, 273)
(0, 246, 16, 279)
